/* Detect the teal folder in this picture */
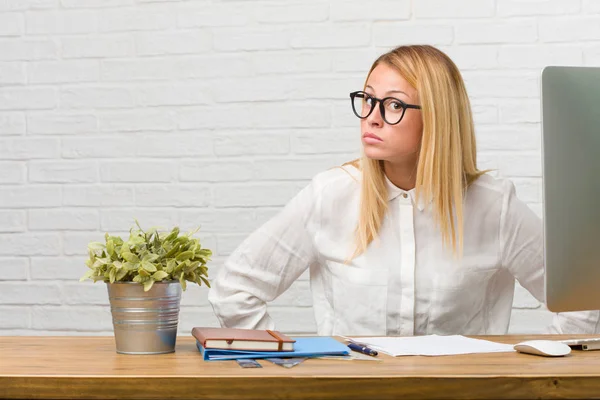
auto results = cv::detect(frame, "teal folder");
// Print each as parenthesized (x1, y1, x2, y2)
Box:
(196, 336, 349, 361)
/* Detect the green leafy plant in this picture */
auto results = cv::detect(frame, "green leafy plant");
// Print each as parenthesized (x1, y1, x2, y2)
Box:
(80, 220, 211, 292)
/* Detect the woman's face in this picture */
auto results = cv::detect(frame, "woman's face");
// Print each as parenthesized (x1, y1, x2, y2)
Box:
(360, 63, 423, 164)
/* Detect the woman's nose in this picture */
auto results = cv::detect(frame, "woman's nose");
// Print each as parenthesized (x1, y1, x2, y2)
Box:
(367, 102, 383, 127)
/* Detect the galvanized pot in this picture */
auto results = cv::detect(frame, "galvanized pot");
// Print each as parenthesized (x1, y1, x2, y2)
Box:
(106, 281, 182, 355)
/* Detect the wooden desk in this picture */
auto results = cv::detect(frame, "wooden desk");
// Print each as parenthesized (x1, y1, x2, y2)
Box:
(2, 335, 600, 399)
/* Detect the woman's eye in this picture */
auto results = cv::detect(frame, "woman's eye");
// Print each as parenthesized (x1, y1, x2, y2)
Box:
(389, 101, 402, 110)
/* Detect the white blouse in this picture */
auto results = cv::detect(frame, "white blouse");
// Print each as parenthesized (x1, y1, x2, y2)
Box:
(208, 165, 600, 336)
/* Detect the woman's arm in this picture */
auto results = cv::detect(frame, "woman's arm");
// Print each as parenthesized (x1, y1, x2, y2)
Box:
(500, 180, 600, 334)
(207, 179, 321, 330)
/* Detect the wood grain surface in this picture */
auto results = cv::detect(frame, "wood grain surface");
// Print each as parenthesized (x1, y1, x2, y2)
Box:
(2, 334, 600, 399)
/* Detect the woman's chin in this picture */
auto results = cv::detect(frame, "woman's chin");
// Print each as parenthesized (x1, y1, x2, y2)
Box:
(362, 147, 387, 161)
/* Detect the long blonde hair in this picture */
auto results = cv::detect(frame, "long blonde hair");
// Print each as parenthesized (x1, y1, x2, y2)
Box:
(348, 45, 486, 259)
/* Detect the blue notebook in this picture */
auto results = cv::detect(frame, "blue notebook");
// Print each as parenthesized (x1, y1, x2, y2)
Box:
(196, 336, 349, 361)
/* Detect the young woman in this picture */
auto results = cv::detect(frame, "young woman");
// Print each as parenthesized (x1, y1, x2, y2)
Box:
(208, 45, 600, 336)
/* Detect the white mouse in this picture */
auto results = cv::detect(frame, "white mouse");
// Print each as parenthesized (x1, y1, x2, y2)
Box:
(514, 340, 572, 357)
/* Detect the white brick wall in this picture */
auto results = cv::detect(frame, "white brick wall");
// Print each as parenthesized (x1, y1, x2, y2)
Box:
(0, 0, 598, 336)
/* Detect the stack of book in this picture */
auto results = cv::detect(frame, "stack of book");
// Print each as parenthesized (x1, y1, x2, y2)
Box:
(191, 327, 349, 361)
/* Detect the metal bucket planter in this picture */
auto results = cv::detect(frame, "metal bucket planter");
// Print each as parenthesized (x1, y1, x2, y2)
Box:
(107, 281, 182, 354)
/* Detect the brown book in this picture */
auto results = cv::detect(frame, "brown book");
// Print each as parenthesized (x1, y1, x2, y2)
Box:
(191, 327, 296, 352)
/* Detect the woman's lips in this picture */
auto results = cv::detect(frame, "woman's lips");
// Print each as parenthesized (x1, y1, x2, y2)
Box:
(362, 132, 383, 144)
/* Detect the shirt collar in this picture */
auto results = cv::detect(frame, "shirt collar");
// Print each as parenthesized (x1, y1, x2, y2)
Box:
(384, 174, 426, 212)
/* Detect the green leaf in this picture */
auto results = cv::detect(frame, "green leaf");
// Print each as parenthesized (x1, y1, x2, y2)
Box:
(141, 261, 157, 273)
(109, 267, 116, 284)
(116, 268, 128, 281)
(143, 279, 155, 292)
(106, 240, 115, 258)
(176, 251, 193, 262)
(164, 227, 180, 242)
(122, 252, 140, 263)
(197, 249, 212, 257)
(79, 270, 94, 282)
(120, 243, 130, 255)
(134, 218, 144, 233)
(173, 262, 184, 275)
(184, 261, 198, 273)
(88, 242, 105, 251)
(166, 259, 176, 274)
(129, 235, 145, 246)
(152, 270, 169, 281)
(179, 273, 187, 291)
(111, 235, 123, 244)
(133, 274, 142, 283)
(122, 262, 136, 271)
(163, 243, 181, 259)
(200, 276, 211, 288)
(97, 257, 111, 265)
(173, 236, 189, 247)
(142, 254, 160, 263)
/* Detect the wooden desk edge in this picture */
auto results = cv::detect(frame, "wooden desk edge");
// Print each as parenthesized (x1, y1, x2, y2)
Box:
(3, 375, 600, 400)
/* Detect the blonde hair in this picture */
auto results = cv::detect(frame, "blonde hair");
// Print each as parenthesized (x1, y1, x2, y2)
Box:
(347, 45, 486, 259)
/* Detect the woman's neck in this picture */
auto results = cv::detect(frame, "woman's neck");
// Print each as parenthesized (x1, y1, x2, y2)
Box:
(383, 159, 418, 191)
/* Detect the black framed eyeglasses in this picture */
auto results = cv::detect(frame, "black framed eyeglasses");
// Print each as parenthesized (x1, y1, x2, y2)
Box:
(349, 91, 421, 125)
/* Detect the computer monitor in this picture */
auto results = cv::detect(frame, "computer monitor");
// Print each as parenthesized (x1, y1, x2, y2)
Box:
(541, 66, 600, 312)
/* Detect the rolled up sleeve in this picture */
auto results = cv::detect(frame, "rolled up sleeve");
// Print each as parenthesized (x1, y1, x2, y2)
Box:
(208, 179, 321, 330)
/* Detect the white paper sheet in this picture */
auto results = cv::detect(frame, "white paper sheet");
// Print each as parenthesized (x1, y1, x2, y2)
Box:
(346, 335, 515, 356)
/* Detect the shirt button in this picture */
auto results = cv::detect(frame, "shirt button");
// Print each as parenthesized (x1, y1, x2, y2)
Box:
(402, 193, 408, 198)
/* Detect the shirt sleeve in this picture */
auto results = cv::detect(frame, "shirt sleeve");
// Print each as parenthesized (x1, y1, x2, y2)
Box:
(500, 180, 600, 334)
(207, 178, 321, 330)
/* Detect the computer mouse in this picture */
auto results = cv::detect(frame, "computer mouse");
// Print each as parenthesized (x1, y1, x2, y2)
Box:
(514, 340, 572, 357)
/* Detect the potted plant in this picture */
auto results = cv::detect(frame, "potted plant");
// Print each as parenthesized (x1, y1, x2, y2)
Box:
(80, 220, 211, 355)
